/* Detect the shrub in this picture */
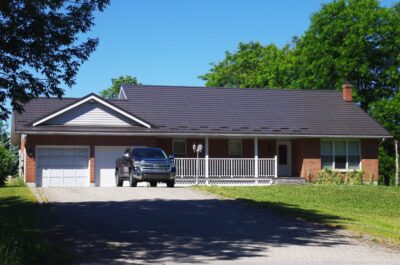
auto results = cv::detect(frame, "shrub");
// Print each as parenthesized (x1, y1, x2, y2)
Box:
(378, 145, 395, 185)
(345, 170, 364, 185)
(0, 145, 17, 187)
(7, 177, 25, 187)
(312, 169, 366, 185)
(312, 169, 343, 185)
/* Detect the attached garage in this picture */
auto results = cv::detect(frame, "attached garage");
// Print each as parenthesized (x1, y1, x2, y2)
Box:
(95, 146, 129, 187)
(36, 147, 90, 187)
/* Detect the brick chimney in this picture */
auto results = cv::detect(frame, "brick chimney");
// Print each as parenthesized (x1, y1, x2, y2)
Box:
(342, 83, 353, 102)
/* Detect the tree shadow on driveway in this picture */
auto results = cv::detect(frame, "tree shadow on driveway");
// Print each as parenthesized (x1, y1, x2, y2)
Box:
(43, 197, 351, 264)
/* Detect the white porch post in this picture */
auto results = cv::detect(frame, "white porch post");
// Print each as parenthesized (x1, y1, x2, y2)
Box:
(274, 154, 278, 178)
(254, 137, 259, 182)
(205, 137, 209, 184)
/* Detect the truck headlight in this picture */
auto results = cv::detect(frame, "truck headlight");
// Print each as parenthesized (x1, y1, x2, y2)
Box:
(134, 161, 141, 168)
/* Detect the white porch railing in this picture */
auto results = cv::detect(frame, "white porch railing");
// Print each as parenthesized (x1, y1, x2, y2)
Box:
(209, 158, 255, 178)
(175, 158, 206, 177)
(258, 158, 276, 177)
(174, 157, 276, 181)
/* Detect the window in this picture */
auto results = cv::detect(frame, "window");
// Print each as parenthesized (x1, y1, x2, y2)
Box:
(278, 144, 288, 165)
(173, 140, 186, 158)
(321, 141, 333, 169)
(229, 140, 242, 158)
(321, 140, 360, 170)
(348, 141, 361, 170)
(335, 141, 346, 169)
(132, 148, 167, 159)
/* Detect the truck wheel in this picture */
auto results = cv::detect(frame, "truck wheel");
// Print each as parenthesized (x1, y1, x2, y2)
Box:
(129, 173, 137, 187)
(167, 180, 175, 188)
(150, 181, 157, 187)
(115, 171, 123, 187)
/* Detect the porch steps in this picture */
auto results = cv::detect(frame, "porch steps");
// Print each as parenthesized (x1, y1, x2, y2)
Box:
(270, 177, 306, 185)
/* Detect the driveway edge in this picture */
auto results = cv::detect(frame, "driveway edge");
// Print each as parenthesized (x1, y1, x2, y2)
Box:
(28, 187, 48, 204)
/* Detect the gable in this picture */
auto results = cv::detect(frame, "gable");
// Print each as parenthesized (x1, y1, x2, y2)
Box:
(43, 101, 138, 127)
(31, 94, 151, 128)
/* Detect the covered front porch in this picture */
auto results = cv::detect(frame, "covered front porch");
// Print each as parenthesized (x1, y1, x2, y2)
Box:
(156, 137, 306, 186)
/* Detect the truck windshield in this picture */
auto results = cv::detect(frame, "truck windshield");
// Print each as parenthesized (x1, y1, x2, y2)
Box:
(132, 148, 167, 159)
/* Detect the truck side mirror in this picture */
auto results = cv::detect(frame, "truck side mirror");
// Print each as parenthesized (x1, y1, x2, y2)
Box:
(169, 154, 175, 162)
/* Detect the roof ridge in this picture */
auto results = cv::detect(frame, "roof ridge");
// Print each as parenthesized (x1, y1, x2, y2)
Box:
(121, 84, 340, 92)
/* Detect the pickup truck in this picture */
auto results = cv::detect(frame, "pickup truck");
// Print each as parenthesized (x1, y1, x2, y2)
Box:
(115, 147, 176, 187)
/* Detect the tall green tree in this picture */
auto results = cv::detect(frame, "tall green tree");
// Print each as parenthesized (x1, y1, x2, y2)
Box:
(293, 0, 400, 110)
(200, 0, 400, 112)
(369, 92, 400, 185)
(199, 42, 295, 88)
(0, 0, 109, 120)
(100, 75, 140, 98)
(0, 122, 18, 185)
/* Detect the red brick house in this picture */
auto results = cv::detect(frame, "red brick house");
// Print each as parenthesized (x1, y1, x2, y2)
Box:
(11, 84, 390, 187)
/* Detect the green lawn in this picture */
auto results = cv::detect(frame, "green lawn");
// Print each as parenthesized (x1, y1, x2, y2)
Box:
(196, 185, 400, 244)
(0, 180, 48, 265)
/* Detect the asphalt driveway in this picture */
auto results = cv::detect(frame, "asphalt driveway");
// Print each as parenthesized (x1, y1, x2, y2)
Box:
(36, 187, 400, 265)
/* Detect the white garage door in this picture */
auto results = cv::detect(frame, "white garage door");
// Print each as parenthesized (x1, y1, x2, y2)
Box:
(37, 147, 90, 187)
(95, 146, 129, 187)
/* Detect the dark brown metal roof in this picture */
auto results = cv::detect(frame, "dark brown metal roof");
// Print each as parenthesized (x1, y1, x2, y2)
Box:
(13, 85, 391, 138)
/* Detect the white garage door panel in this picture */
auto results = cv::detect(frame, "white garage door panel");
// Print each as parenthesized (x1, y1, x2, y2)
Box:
(37, 147, 89, 187)
(95, 146, 129, 187)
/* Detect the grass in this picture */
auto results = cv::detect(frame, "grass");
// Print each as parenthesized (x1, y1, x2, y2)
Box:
(196, 185, 400, 245)
(0, 178, 48, 265)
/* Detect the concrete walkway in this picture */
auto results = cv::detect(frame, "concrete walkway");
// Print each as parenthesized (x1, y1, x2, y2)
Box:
(37, 187, 400, 265)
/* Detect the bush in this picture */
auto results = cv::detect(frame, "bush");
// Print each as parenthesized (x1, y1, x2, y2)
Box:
(378, 145, 395, 186)
(7, 177, 25, 187)
(0, 145, 17, 187)
(312, 169, 343, 185)
(345, 170, 364, 185)
(312, 169, 366, 185)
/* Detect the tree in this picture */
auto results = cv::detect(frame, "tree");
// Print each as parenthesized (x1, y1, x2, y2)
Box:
(199, 42, 295, 89)
(0, 121, 9, 148)
(200, 1, 400, 112)
(100, 75, 140, 98)
(0, 0, 109, 120)
(0, 122, 18, 186)
(369, 92, 400, 185)
(0, 145, 16, 186)
(293, 0, 400, 110)
(369, 92, 400, 140)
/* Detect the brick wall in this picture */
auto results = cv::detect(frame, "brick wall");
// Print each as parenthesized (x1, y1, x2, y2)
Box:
(157, 138, 274, 158)
(156, 138, 172, 155)
(361, 139, 379, 181)
(209, 139, 229, 158)
(185, 138, 205, 158)
(292, 138, 379, 181)
(259, 139, 276, 158)
(291, 139, 321, 179)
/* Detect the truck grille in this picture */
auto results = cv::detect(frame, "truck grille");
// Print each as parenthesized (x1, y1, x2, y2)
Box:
(141, 163, 170, 170)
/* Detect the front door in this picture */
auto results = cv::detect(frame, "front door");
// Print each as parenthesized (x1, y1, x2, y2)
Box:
(277, 141, 292, 177)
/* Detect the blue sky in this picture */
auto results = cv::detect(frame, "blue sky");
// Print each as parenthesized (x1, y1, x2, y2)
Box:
(61, 0, 397, 97)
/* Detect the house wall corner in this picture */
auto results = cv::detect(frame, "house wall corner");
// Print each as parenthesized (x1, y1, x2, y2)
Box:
(361, 139, 379, 181)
